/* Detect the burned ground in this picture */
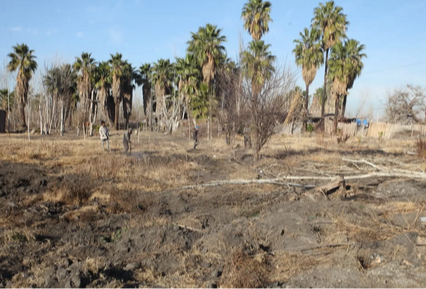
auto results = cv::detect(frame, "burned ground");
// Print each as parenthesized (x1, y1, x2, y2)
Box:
(0, 131, 425, 287)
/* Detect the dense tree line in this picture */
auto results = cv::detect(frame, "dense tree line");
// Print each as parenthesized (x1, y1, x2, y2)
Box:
(1, 0, 368, 159)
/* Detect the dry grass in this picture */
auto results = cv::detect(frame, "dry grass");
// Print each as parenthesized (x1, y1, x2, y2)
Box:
(221, 249, 270, 288)
(270, 251, 322, 283)
(416, 138, 426, 159)
(2, 227, 35, 245)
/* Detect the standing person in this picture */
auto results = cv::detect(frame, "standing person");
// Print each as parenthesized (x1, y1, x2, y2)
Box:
(99, 120, 109, 151)
(243, 123, 252, 149)
(123, 127, 132, 153)
(193, 126, 199, 149)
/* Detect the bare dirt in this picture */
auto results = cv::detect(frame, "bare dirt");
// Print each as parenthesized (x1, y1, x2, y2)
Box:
(0, 130, 426, 288)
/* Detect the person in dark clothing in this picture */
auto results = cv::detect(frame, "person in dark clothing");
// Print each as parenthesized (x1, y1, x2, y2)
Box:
(123, 127, 132, 153)
(193, 126, 199, 149)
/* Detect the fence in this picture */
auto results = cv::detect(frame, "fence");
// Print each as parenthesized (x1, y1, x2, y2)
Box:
(281, 119, 426, 140)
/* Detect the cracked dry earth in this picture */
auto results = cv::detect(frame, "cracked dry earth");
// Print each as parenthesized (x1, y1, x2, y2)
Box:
(0, 131, 426, 288)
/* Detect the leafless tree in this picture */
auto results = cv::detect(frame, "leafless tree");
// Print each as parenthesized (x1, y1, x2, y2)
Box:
(243, 63, 296, 161)
(384, 85, 426, 124)
(216, 65, 249, 144)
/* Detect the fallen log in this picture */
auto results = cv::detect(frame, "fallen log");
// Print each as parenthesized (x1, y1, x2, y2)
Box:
(342, 158, 383, 171)
(175, 171, 426, 191)
(316, 177, 344, 195)
(177, 180, 317, 191)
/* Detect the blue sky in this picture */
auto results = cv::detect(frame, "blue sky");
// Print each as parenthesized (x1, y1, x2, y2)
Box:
(1, 0, 425, 117)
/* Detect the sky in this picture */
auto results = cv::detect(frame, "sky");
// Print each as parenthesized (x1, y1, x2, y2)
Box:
(1, 0, 425, 118)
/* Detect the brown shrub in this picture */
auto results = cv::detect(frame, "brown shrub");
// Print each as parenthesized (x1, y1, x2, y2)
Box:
(45, 181, 93, 206)
(416, 137, 426, 159)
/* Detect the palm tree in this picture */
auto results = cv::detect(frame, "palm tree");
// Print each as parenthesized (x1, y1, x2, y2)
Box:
(187, 24, 227, 84)
(94, 61, 112, 123)
(122, 61, 138, 129)
(175, 54, 200, 110)
(191, 82, 212, 121)
(109, 53, 126, 130)
(7, 43, 38, 128)
(151, 59, 174, 129)
(187, 24, 227, 139)
(341, 39, 366, 116)
(175, 54, 201, 137)
(241, 0, 272, 41)
(312, 1, 348, 130)
(139, 63, 152, 117)
(43, 64, 77, 135)
(73, 52, 96, 119)
(328, 39, 366, 132)
(241, 40, 275, 98)
(293, 27, 324, 130)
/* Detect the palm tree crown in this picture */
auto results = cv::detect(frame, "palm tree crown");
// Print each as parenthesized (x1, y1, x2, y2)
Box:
(7, 43, 38, 127)
(175, 54, 200, 105)
(241, 0, 272, 41)
(94, 61, 111, 108)
(187, 24, 227, 83)
(311, 1, 348, 128)
(241, 40, 275, 96)
(73, 52, 96, 105)
(328, 39, 366, 95)
(312, 1, 349, 51)
(293, 27, 324, 87)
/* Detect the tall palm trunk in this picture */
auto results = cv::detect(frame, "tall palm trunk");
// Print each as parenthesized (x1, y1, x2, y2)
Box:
(320, 48, 329, 131)
(20, 100, 26, 128)
(333, 95, 340, 134)
(303, 84, 310, 131)
(115, 100, 120, 130)
(113, 76, 121, 130)
(340, 95, 347, 117)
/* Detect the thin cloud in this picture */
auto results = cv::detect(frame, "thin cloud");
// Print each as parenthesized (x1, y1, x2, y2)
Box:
(46, 29, 58, 36)
(108, 28, 122, 44)
(27, 28, 38, 35)
(77, 32, 83, 38)
(9, 26, 21, 32)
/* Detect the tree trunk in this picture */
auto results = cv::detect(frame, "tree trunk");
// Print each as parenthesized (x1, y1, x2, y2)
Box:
(333, 96, 340, 134)
(39, 104, 43, 135)
(149, 98, 153, 130)
(115, 98, 120, 130)
(208, 89, 212, 140)
(20, 99, 27, 128)
(45, 98, 49, 134)
(303, 84, 310, 131)
(27, 104, 31, 141)
(341, 95, 347, 117)
(320, 48, 329, 131)
(89, 90, 97, 136)
(60, 101, 64, 136)
(49, 99, 55, 135)
(68, 107, 73, 127)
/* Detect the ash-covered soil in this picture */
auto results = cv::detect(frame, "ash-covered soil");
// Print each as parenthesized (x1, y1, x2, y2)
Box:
(1, 132, 426, 288)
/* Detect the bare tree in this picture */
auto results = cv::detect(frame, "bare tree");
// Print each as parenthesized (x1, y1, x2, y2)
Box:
(216, 64, 249, 144)
(384, 85, 426, 124)
(243, 64, 296, 161)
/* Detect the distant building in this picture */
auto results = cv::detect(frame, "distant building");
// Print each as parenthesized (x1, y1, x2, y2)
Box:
(0, 110, 6, 133)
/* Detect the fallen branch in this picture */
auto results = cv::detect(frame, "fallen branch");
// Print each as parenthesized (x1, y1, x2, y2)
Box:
(342, 158, 382, 171)
(177, 179, 317, 191)
(174, 223, 203, 233)
(175, 171, 426, 191)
